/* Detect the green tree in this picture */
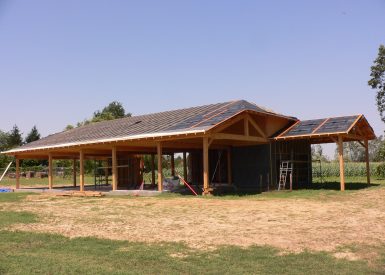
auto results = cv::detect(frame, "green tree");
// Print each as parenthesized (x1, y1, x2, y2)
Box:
(76, 101, 131, 126)
(7, 125, 23, 148)
(25, 126, 41, 144)
(0, 130, 12, 168)
(368, 44, 385, 123)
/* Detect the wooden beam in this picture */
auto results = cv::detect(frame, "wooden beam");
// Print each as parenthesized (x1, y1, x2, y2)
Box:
(183, 152, 187, 180)
(171, 154, 175, 177)
(157, 142, 163, 191)
(79, 150, 85, 192)
(338, 135, 345, 191)
(72, 159, 76, 187)
(48, 153, 53, 189)
(213, 133, 268, 143)
(112, 146, 118, 191)
(227, 147, 232, 185)
(244, 117, 249, 136)
(247, 115, 267, 138)
(151, 154, 155, 185)
(203, 137, 210, 195)
(15, 158, 20, 189)
(365, 139, 370, 185)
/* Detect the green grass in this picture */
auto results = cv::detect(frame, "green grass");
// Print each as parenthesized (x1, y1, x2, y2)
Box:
(0, 175, 95, 188)
(0, 192, 36, 203)
(0, 211, 38, 228)
(0, 230, 381, 275)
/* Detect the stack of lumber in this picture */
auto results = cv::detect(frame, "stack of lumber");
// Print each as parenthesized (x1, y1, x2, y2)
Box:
(54, 191, 104, 197)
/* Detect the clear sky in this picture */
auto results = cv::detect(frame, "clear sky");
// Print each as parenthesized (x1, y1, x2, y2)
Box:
(0, 0, 384, 157)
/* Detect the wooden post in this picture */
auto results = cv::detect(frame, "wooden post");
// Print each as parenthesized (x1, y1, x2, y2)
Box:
(151, 154, 155, 185)
(112, 146, 118, 191)
(157, 142, 163, 191)
(338, 135, 345, 191)
(171, 154, 175, 177)
(203, 137, 210, 195)
(244, 117, 249, 136)
(15, 157, 20, 189)
(48, 153, 53, 189)
(183, 152, 188, 180)
(365, 139, 370, 185)
(79, 150, 85, 191)
(227, 148, 232, 185)
(72, 159, 77, 187)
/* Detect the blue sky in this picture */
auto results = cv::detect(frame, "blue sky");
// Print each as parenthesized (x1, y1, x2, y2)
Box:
(0, 0, 384, 156)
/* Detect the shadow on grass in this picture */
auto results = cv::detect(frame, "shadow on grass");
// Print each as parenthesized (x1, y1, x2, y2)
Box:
(309, 181, 380, 191)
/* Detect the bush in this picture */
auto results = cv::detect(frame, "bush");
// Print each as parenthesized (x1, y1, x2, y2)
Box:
(376, 163, 385, 178)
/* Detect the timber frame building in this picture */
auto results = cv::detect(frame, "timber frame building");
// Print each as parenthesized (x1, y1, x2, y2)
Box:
(3, 100, 376, 194)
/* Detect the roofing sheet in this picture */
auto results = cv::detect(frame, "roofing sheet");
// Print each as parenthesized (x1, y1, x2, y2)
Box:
(6, 100, 292, 153)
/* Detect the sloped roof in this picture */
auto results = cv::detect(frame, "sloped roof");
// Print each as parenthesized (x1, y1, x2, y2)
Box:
(275, 115, 376, 143)
(5, 100, 294, 154)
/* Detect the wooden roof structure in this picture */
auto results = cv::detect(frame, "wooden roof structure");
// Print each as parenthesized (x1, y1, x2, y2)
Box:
(2, 99, 376, 194)
(275, 115, 375, 144)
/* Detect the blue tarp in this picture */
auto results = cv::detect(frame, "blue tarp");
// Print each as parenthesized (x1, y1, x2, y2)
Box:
(0, 188, 12, 193)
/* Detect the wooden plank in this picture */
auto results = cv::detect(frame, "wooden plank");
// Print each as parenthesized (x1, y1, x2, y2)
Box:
(365, 139, 370, 185)
(338, 135, 345, 191)
(213, 133, 268, 143)
(183, 152, 187, 180)
(72, 159, 77, 187)
(247, 115, 267, 138)
(157, 142, 163, 191)
(79, 150, 85, 192)
(227, 147, 232, 185)
(15, 158, 20, 189)
(112, 146, 118, 191)
(48, 153, 53, 189)
(151, 154, 155, 185)
(311, 118, 330, 134)
(203, 137, 210, 195)
(244, 117, 249, 136)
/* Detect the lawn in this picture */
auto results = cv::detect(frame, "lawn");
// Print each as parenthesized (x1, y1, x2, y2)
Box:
(0, 178, 384, 274)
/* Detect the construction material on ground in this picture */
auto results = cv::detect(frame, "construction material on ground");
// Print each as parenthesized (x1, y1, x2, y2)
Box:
(0, 162, 13, 182)
(54, 191, 104, 197)
(177, 175, 198, 196)
(0, 188, 12, 193)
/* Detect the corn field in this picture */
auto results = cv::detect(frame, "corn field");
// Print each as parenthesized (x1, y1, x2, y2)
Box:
(312, 162, 384, 178)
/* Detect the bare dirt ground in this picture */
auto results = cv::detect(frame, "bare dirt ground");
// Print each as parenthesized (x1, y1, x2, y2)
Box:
(1, 187, 385, 257)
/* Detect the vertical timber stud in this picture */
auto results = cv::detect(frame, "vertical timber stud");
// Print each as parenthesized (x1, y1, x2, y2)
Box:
(72, 159, 77, 187)
(157, 142, 163, 191)
(151, 154, 155, 186)
(48, 153, 53, 190)
(227, 147, 232, 185)
(365, 139, 370, 185)
(171, 154, 175, 177)
(79, 150, 85, 192)
(15, 157, 20, 189)
(112, 146, 118, 191)
(203, 137, 210, 195)
(183, 152, 188, 180)
(338, 135, 345, 191)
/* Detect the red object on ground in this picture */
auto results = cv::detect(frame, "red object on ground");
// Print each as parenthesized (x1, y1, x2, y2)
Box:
(177, 175, 198, 196)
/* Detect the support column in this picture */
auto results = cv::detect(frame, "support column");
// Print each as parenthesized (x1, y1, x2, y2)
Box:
(227, 147, 232, 185)
(183, 152, 187, 180)
(72, 159, 77, 187)
(203, 137, 210, 195)
(79, 150, 85, 191)
(48, 153, 53, 190)
(112, 146, 118, 191)
(338, 135, 345, 191)
(171, 154, 175, 177)
(157, 142, 163, 191)
(151, 154, 156, 186)
(365, 139, 371, 185)
(15, 157, 20, 189)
